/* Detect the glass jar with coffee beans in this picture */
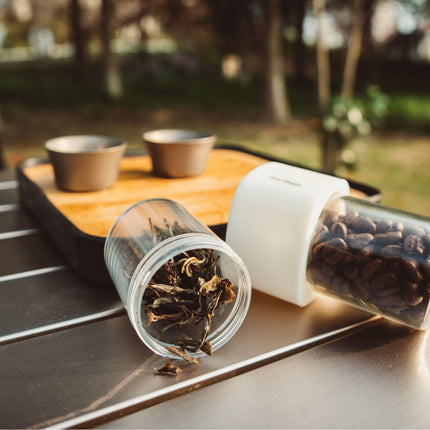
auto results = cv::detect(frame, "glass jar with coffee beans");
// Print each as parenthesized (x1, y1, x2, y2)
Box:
(227, 161, 430, 330)
(307, 195, 430, 329)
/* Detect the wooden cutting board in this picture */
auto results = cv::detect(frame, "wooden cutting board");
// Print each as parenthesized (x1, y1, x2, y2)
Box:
(22, 149, 269, 238)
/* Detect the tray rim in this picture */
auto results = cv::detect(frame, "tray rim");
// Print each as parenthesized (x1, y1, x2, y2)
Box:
(16, 145, 381, 285)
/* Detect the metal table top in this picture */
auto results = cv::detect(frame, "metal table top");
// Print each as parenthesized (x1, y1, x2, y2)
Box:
(0, 168, 425, 429)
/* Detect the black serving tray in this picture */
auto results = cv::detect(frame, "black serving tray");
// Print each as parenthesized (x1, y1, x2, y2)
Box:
(17, 146, 381, 286)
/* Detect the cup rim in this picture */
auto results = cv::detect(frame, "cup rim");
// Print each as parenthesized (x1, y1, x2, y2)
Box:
(143, 129, 216, 145)
(45, 135, 127, 155)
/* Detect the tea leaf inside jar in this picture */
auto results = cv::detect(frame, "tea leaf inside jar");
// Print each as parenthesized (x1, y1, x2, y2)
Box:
(141, 218, 237, 366)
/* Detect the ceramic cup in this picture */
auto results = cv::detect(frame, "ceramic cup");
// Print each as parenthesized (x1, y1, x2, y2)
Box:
(143, 129, 216, 178)
(45, 135, 127, 192)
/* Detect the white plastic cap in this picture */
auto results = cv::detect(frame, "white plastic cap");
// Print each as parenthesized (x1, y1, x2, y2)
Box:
(225, 162, 350, 306)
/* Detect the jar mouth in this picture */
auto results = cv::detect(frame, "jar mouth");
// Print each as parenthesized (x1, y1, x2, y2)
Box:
(127, 233, 252, 358)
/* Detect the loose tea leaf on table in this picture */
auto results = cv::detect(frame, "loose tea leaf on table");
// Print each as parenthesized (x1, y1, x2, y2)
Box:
(153, 361, 182, 376)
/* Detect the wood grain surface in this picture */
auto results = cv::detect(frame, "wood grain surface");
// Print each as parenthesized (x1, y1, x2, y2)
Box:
(23, 149, 366, 239)
(23, 149, 268, 237)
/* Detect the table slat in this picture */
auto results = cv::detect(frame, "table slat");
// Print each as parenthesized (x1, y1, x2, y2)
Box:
(99, 321, 430, 429)
(0, 291, 374, 429)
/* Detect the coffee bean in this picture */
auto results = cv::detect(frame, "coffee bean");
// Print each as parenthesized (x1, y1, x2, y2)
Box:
(401, 259, 423, 283)
(374, 231, 402, 245)
(394, 222, 404, 233)
(356, 244, 380, 259)
(330, 222, 348, 240)
(328, 237, 347, 251)
(381, 245, 403, 258)
(345, 210, 359, 226)
(341, 261, 360, 280)
(314, 225, 330, 244)
(375, 219, 394, 233)
(312, 241, 329, 258)
(403, 226, 425, 239)
(322, 263, 336, 277)
(321, 210, 338, 228)
(361, 259, 385, 280)
(331, 275, 350, 294)
(348, 233, 374, 249)
(307, 263, 330, 287)
(422, 234, 430, 252)
(338, 215, 346, 224)
(401, 282, 424, 306)
(421, 258, 430, 280)
(352, 216, 376, 234)
(377, 294, 408, 309)
(403, 235, 425, 256)
(370, 273, 399, 296)
(325, 249, 345, 266)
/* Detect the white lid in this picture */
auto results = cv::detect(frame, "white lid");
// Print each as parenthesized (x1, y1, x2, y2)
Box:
(225, 162, 350, 306)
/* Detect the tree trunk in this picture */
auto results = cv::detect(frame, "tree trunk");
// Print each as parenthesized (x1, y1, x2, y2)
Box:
(341, 0, 365, 100)
(313, 0, 330, 114)
(263, 0, 291, 123)
(362, 0, 377, 83)
(293, 0, 306, 80)
(70, 0, 87, 81)
(101, 0, 123, 99)
(313, 0, 336, 173)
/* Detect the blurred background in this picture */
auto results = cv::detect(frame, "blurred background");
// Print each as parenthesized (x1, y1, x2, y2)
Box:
(0, 0, 429, 214)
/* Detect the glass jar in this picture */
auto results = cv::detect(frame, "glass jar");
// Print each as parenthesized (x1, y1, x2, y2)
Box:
(308, 195, 430, 329)
(104, 198, 252, 358)
(226, 162, 430, 330)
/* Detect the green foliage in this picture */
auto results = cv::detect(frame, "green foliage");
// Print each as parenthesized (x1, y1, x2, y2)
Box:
(321, 86, 390, 171)
(0, 59, 261, 115)
(386, 94, 430, 131)
(3, 22, 29, 48)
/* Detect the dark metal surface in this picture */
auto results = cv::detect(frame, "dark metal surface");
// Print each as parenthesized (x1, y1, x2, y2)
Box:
(0, 267, 122, 343)
(0, 167, 423, 429)
(101, 321, 430, 429)
(0, 232, 64, 277)
(0, 187, 19, 205)
(0, 290, 375, 428)
(0, 207, 37, 234)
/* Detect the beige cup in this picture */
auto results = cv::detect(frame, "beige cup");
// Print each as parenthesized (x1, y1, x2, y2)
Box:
(45, 135, 127, 192)
(143, 129, 216, 178)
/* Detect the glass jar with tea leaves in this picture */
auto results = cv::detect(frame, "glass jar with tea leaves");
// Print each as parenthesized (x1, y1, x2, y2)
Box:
(105, 199, 251, 360)
(226, 162, 430, 330)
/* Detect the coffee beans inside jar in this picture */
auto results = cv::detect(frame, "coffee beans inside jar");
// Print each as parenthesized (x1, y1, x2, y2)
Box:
(307, 195, 430, 329)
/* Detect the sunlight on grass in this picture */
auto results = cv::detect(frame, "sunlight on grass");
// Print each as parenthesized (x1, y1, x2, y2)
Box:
(231, 130, 430, 217)
(345, 134, 430, 216)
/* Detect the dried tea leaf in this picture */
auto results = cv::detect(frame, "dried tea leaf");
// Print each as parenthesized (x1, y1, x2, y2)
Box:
(153, 361, 182, 376)
(178, 256, 206, 277)
(198, 275, 220, 296)
(166, 346, 199, 364)
(201, 341, 213, 356)
(145, 309, 187, 326)
(147, 283, 187, 295)
(141, 220, 237, 361)
(219, 278, 236, 304)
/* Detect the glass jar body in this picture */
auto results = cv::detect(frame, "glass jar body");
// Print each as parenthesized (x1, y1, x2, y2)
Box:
(104, 198, 252, 358)
(307, 195, 430, 329)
